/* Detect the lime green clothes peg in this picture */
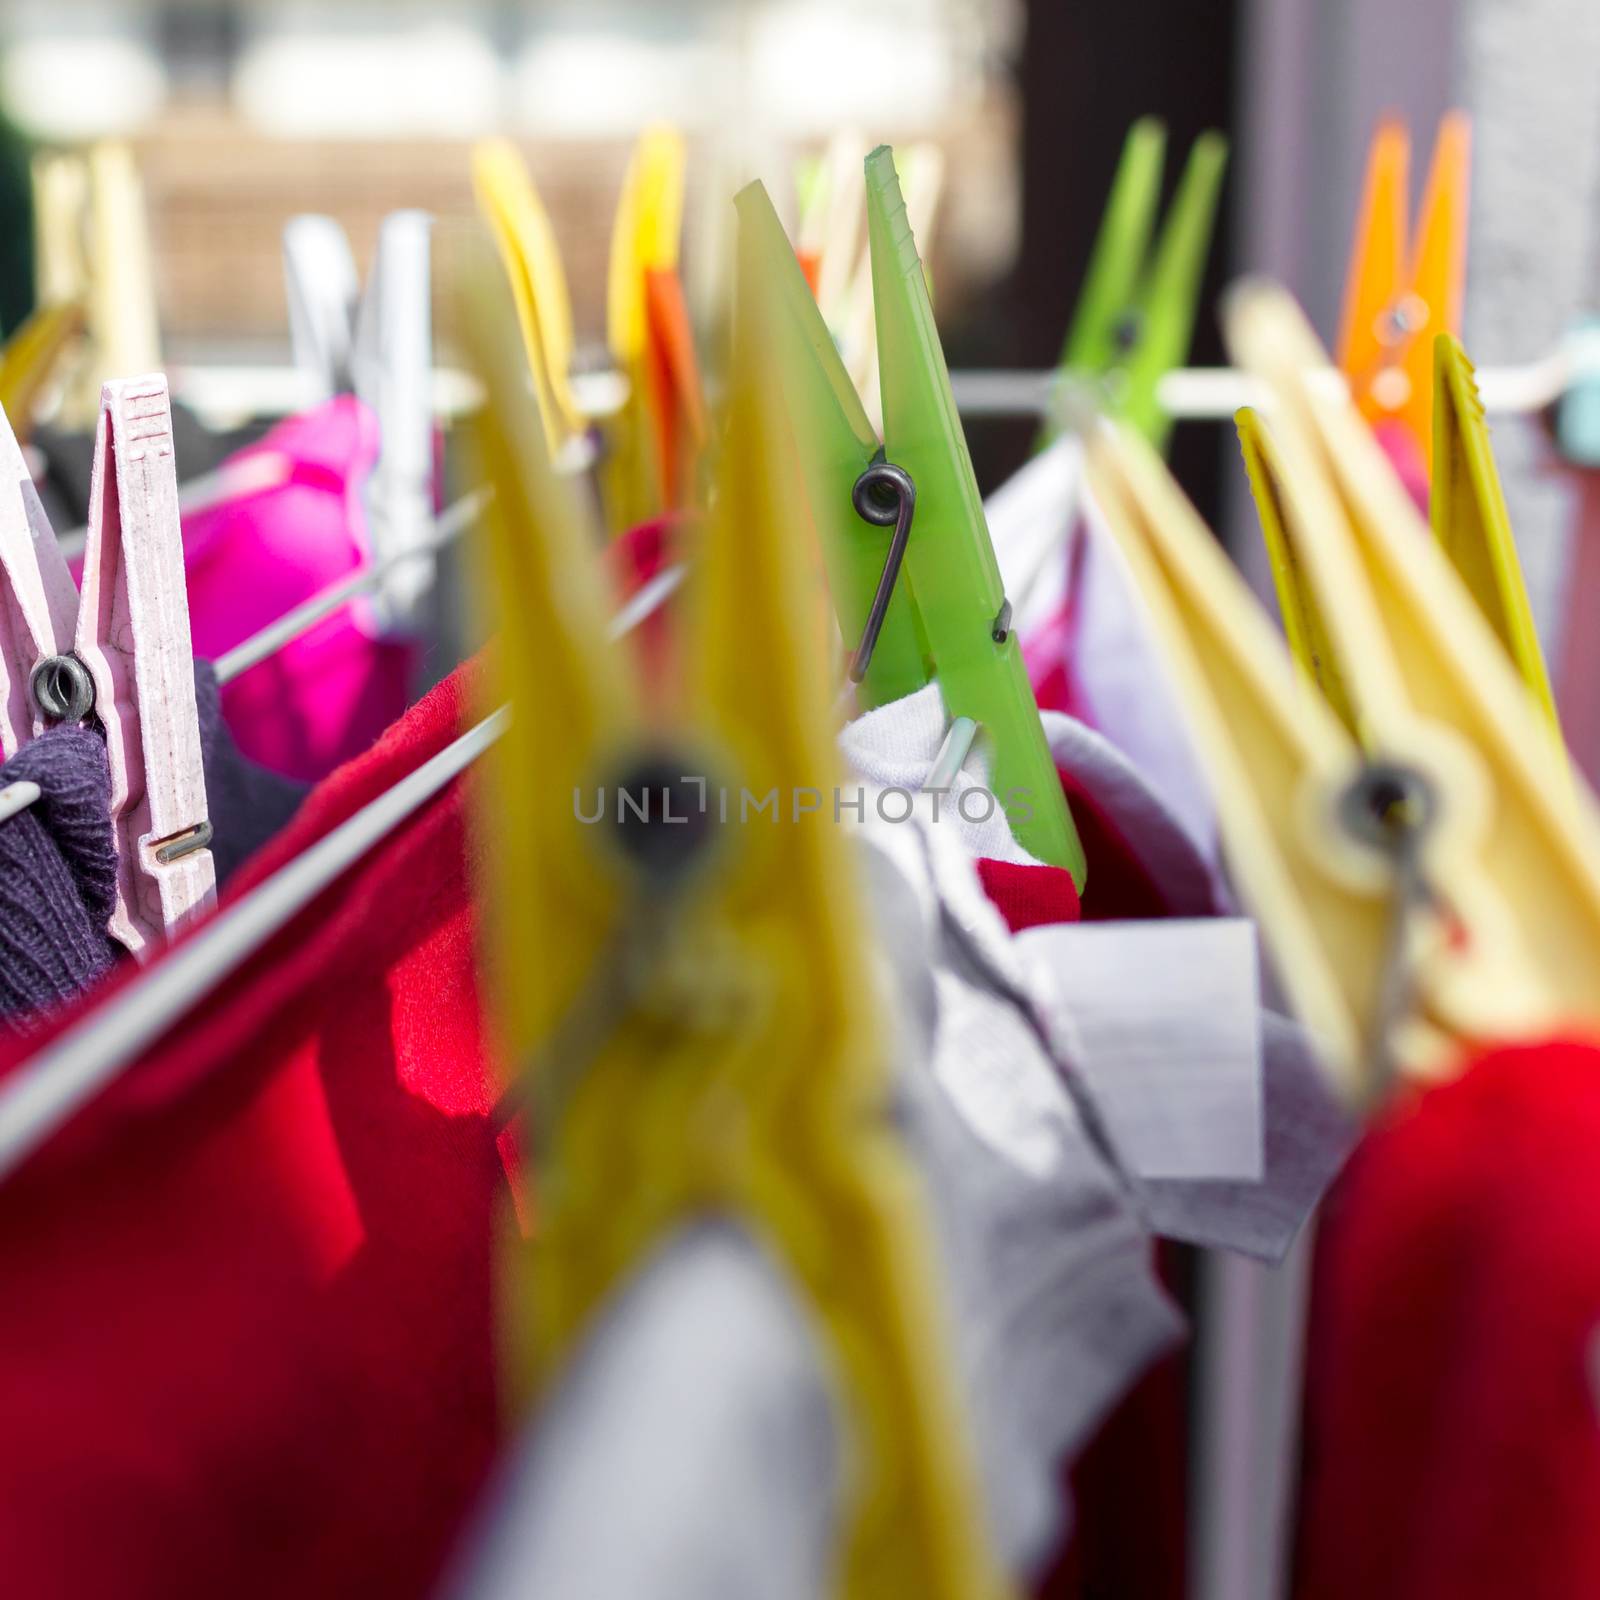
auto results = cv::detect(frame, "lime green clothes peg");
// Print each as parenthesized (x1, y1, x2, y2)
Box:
(1044, 119, 1227, 453)
(736, 158, 1084, 881)
(865, 146, 1086, 881)
(734, 178, 931, 705)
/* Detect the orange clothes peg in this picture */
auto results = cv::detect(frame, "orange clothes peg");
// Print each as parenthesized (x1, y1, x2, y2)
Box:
(1338, 113, 1471, 478)
(643, 267, 705, 512)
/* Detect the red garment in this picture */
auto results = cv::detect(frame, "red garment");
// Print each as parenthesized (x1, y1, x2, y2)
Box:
(0, 665, 508, 1600)
(1296, 1036, 1600, 1600)
(978, 856, 1082, 930)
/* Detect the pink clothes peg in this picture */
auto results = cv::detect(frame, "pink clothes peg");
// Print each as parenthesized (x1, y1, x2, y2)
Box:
(180, 396, 417, 782)
(0, 410, 78, 756)
(75, 376, 217, 954)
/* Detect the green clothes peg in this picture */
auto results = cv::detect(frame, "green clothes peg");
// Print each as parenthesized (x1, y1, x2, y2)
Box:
(865, 146, 1086, 882)
(736, 152, 1087, 884)
(734, 179, 931, 705)
(1044, 118, 1227, 452)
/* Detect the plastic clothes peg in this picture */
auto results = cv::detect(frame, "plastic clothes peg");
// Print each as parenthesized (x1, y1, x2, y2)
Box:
(460, 228, 1005, 1600)
(1050, 118, 1228, 451)
(1226, 283, 1600, 1075)
(0, 300, 86, 442)
(75, 376, 216, 954)
(472, 138, 583, 454)
(602, 126, 687, 528)
(1430, 333, 1560, 739)
(0, 404, 78, 756)
(1337, 114, 1471, 476)
(865, 146, 1086, 881)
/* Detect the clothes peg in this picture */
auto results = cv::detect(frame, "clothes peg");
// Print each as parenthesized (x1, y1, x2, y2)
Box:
(1337, 113, 1471, 478)
(34, 145, 162, 429)
(0, 403, 78, 756)
(1224, 282, 1600, 1080)
(840, 142, 945, 432)
(737, 149, 1087, 883)
(0, 300, 86, 441)
(1046, 118, 1228, 452)
(1085, 419, 1387, 1095)
(642, 266, 705, 512)
(1429, 333, 1560, 738)
(602, 126, 687, 529)
(459, 228, 1002, 1600)
(75, 376, 215, 954)
(281, 209, 438, 636)
(471, 138, 583, 455)
(352, 210, 436, 634)
(283, 214, 360, 395)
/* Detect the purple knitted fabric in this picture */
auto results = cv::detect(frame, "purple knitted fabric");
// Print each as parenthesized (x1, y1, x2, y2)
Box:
(0, 726, 121, 1037)
(0, 661, 308, 1037)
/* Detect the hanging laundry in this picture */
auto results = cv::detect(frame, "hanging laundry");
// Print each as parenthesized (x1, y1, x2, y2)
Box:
(180, 396, 417, 781)
(0, 724, 118, 1033)
(0, 660, 308, 1034)
(1296, 1037, 1600, 1600)
(0, 664, 502, 1600)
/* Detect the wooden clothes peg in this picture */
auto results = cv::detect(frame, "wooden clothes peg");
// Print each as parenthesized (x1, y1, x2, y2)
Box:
(76, 376, 215, 954)
(459, 226, 1003, 1600)
(1337, 113, 1471, 478)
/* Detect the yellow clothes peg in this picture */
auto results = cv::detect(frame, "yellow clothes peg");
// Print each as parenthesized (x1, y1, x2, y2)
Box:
(0, 300, 85, 441)
(602, 125, 688, 529)
(1430, 332, 1561, 738)
(1225, 281, 1600, 1077)
(1337, 113, 1470, 477)
(459, 222, 1005, 1599)
(471, 137, 583, 455)
(31, 144, 161, 430)
(1086, 421, 1390, 1098)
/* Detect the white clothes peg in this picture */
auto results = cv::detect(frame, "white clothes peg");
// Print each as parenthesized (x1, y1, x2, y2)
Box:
(353, 210, 435, 634)
(282, 209, 437, 634)
(283, 214, 360, 395)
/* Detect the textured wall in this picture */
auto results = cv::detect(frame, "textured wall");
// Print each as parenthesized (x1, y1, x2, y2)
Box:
(1458, 0, 1600, 660)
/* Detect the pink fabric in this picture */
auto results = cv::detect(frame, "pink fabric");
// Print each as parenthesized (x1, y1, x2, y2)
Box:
(181, 398, 416, 782)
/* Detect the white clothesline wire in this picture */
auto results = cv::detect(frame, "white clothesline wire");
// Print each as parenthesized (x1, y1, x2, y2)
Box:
(0, 572, 678, 1185)
(163, 346, 1577, 435)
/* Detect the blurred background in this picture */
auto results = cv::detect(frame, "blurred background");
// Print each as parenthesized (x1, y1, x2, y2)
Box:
(0, 0, 1595, 617)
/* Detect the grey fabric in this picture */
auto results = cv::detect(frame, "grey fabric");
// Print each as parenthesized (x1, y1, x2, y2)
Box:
(452, 1222, 840, 1600)
(193, 658, 308, 884)
(449, 819, 1182, 1599)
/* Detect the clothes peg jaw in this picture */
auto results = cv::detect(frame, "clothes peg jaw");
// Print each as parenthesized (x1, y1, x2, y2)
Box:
(74, 376, 216, 957)
(0, 406, 80, 758)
